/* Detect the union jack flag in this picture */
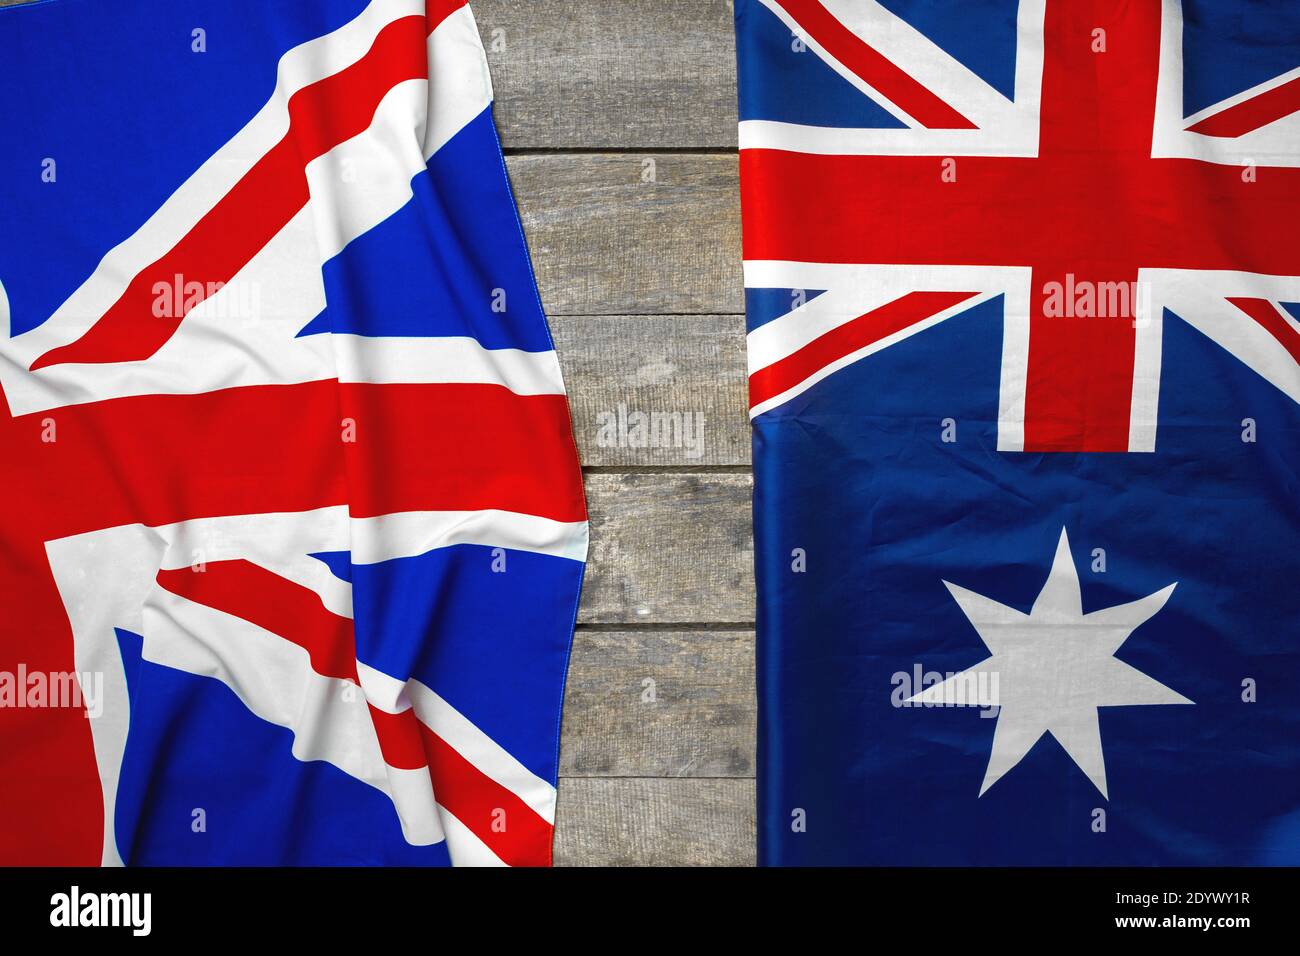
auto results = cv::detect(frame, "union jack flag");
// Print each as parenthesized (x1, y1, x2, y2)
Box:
(741, 0, 1299, 448)
(0, 0, 586, 866)
(738, 0, 1300, 864)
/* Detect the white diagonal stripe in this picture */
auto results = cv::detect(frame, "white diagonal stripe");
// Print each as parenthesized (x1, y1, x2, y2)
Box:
(0, 5, 504, 415)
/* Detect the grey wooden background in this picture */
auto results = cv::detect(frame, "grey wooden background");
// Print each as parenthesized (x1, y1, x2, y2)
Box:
(0, 0, 754, 866)
(480, 0, 753, 866)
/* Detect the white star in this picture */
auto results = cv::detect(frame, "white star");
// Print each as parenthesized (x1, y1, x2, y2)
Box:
(907, 527, 1192, 799)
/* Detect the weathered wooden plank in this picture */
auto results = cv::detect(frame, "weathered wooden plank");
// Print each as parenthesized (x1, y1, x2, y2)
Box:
(554, 777, 755, 866)
(561, 629, 755, 777)
(550, 314, 749, 467)
(507, 153, 743, 315)
(580, 472, 754, 624)
(0, 0, 740, 146)
(475, 0, 739, 150)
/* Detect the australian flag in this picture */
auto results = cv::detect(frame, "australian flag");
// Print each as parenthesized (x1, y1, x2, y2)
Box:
(736, 0, 1300, 864)
(0, 0, 585, 865)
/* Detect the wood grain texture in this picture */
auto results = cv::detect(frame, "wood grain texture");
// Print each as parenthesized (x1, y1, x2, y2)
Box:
(561, 629, 755, 777)
(550, 314, 749, 467)
(475, 0, 739, 150)
(554, 778, 756, 866)
(507, 153, 743, 316)
(580, 472, 754, 624)
(3, 0, 760, 865)
(0, 1, 742, 147)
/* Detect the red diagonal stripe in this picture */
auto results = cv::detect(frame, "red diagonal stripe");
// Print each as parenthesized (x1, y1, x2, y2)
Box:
(0, 0, 506, 866)
(155, 560, 442, 772)
(156, 558, 553, 862)
(368, 706, 431, 771)
(1228, 297, 1300, 365)
(32, 13, 432, 371)
(1, 378, 582, 855)
(1187, 74, 1300, 138)
(427, 0, 468, 23)
(156, 560, 358, 680)
(418, 722, 554, 867)
(749, 291, 978, 408)
(776, 0, 976, 129)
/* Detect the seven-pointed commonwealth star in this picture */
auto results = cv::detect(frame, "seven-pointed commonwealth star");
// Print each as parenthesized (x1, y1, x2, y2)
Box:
(907, 528, 1192, 799)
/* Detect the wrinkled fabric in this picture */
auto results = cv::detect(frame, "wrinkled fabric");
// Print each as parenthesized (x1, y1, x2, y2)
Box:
(0, 0, 585, 866)
(736, 0, 1300, 865)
